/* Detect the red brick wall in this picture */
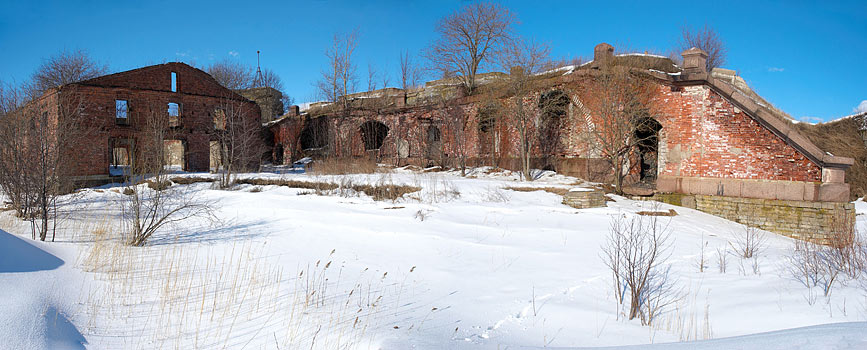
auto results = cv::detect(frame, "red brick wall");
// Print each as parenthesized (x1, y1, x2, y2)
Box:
(270, 75, 823, 183)
(54, 66, 260, 176)
(654, 85, 821, 182)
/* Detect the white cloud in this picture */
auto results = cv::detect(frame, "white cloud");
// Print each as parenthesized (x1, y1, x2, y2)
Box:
(854, 100, 867, 114)
(228, 51, 239, 57)
(768, 67, 784, 72)
(798, 116, 823, 124)
(175, 51, 188, 58)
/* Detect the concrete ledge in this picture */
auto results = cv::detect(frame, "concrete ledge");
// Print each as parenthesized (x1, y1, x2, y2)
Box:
(658, 175, 849, 202)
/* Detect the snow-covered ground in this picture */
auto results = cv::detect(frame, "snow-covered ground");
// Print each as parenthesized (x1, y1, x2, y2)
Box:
(1, 167, 866, 349)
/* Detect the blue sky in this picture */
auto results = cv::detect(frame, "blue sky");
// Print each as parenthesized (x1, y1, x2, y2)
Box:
(1, 0, 864, 121)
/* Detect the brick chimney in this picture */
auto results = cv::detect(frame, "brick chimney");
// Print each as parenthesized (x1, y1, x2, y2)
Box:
(593, 43, 614, 67)
(681, 47, 708, 74)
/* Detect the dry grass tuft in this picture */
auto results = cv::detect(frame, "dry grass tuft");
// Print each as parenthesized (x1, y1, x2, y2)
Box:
(171, 177, 216, 185)
(234, 177, 420, 202)
(636, 209, 678, 217)
(795, 117, 867, 200)
(311, 157, 379, 175)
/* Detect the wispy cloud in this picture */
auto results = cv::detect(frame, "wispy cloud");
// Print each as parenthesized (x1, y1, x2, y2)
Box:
(855, 100, 867, 114)
(768, 67, 785, 72)
(798, 116, 823, 124)
(175, 51, 188, 58)
(228, 50, 239, 57)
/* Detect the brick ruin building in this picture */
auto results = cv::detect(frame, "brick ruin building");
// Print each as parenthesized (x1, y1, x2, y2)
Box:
(269, 44, 856, 241)
(24, 62, 263, 182)
(19, 45, 856, 241)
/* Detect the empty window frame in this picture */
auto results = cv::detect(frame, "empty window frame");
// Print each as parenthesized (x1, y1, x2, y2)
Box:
(168, 102, 181, 127)
(171, 72, 177, 92)
(214, 108, 227, 130)
(116, 100, 129, 124)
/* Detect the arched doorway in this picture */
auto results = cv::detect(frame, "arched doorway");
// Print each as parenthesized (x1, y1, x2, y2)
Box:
(360, 121, 389, 150)
(634, 117, 662, 183)
(538, 90, 570, 170)
(300, 118, 329, 151)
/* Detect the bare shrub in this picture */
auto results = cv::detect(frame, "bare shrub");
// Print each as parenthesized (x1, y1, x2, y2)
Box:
(481, 186, 510, 203)
(121, 111, 215, 246)
(787, 216, 866, 300)
(730, 226, 767, 259)
(717, 246, 728, 274)
(601, 209, 677, 325)
(418, 175, 461, 203)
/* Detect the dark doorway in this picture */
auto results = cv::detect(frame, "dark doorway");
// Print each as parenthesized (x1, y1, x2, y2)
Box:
(360, 121, 389, 150)
(300, 118, 329, 150)
(635, 117, 662, 182)
(274, 144, 284, 165)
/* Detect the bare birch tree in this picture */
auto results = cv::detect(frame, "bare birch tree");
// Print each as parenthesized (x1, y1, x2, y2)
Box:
(214, 96, 264, 188)
(679, 24, 727, 71)
(424, 2, 515, 94)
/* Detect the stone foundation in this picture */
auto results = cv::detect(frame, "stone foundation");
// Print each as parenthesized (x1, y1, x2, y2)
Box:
(655, 193, 854, 242)
(562, 189, 607, 209)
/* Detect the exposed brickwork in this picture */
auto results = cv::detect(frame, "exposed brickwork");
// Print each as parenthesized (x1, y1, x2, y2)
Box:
(31, 63, 260, 177)
(655, 85, 822, 182)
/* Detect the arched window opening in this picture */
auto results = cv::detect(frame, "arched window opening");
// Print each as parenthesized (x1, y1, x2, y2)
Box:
(300, 118, 329, 150)
(360, 121, 389, 151)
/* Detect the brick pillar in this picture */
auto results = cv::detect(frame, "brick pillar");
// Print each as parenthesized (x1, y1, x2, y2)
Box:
(593, 43, 614, 67)
(681, 47, 708, 74)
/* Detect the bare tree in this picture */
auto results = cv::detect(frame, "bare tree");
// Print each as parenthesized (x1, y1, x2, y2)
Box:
(25, 49, 108, 98)
(580, 69, 658, 194)
(122, 109, 213, 246)
(679, 24, 727, 71)
(207, 59, 254, 90)
(259, 68, 284, 91)
(367, 62, 378, 92)
(423, 2, 515, 94)
(439, 95, 470, 175)
(602, 210, 677, 325)
(497, 37, 551, 180)
(399, 50, 420, 90)
(0, 81, 94, 241)
(213, 96, 265, 188)
(317, 30, 359, 112)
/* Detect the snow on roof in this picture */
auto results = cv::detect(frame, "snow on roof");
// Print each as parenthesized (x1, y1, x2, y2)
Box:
(616, 52, 669, 59)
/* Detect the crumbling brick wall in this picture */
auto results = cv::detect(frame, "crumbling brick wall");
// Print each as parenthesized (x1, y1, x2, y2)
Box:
(50, 63, 260, 177)
(655, 84, 822, 182)
(270, 72, 827, 187)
